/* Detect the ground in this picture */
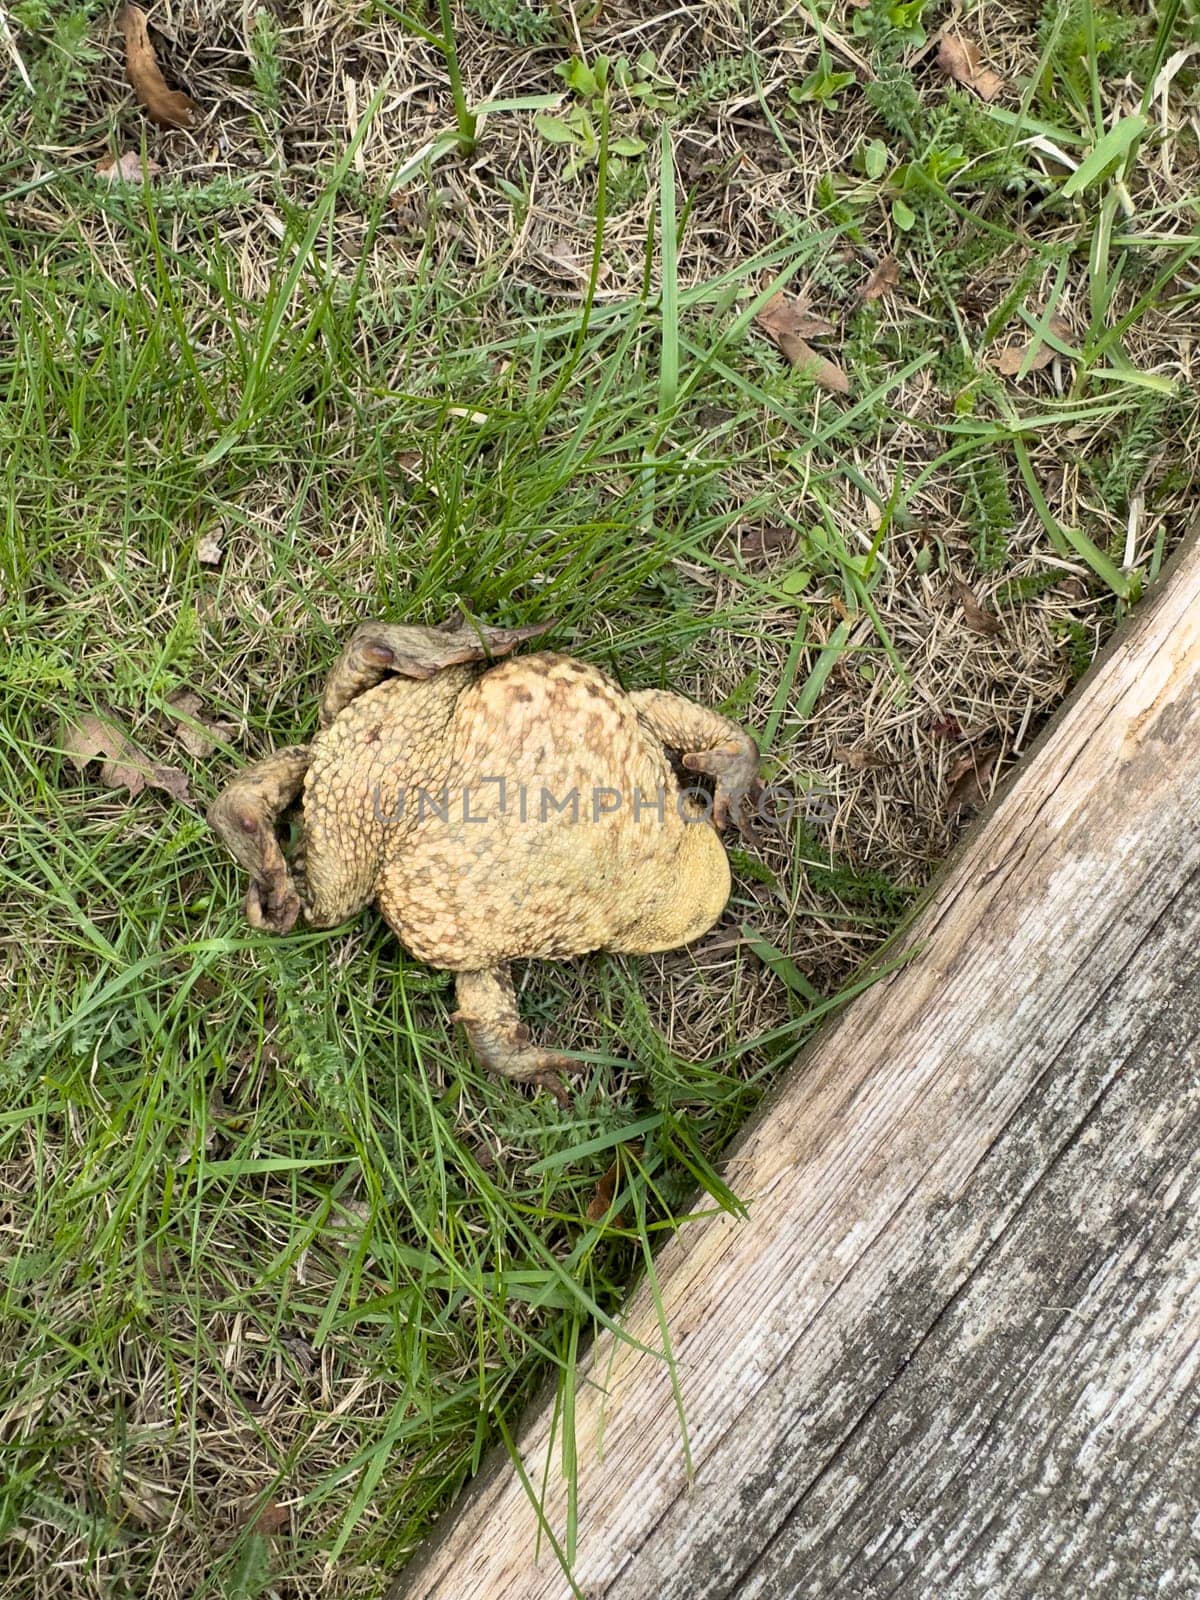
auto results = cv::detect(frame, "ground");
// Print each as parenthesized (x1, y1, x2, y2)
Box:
(1, 0, 1197, 1596)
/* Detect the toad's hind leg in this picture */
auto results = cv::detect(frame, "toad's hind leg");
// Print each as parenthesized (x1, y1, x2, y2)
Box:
(319, 617, 553, 727)
(628, 688, 763, 838)
(207, 746, 310, 933)
(451, 967, 585, 1106)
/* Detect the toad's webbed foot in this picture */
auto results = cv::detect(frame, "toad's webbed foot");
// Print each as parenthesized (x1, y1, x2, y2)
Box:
(320, 616, 554, 727)
(452, 966, 585, 1106)
(207, 746, 310, 933)
(628, 688, 763, 841)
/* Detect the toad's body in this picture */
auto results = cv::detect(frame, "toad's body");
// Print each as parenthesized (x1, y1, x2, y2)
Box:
(209, 621, 760, 1098)
(305, 654, 730, 967)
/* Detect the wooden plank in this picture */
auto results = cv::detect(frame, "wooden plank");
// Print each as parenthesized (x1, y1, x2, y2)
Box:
(396, 534, 1200, 1600)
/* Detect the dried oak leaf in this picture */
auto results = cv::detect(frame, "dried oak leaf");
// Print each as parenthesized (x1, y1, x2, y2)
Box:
(96, 150, 162, 182)
(950, 575, 1004, 636)
(862, 256, 900, 301)
(946, 745, 1001, 819)
(166, 688, 237, 759)
(936, 34, 1005, 102)
(991, 315, 1073, 377)
(755, 291, 851, 396)
(121, 4, 196, 130)
(61, 710, 192, 804)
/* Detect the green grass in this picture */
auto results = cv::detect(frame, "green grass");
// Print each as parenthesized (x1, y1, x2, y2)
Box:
(2, 0, 1199, 1592)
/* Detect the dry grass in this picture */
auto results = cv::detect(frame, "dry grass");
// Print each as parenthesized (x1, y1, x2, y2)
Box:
(3, 0, 1199, 1593)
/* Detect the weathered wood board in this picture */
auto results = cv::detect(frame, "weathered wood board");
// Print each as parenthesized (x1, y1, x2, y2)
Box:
(396, 534, 1200, 1600)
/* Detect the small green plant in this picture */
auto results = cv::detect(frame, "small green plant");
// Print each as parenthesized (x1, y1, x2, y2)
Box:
(787, 64, 857, 112)
(533, 53, 659, 178)
(249, 6, 284, 115)
(467, 0, 552, 45)
(10, 2, 102, 141)
(848, 130, 968, 231)
(1052, 617, 1098, 681)
(962, 448, 1017, 572)
(853, 0, 930, 53)
(806, 848, 918, 926)
(1036, 0, 1139, 117)
(673, 52, 756, 120)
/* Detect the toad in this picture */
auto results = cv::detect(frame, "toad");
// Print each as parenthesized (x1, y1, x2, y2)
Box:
(208, 619, 762, 1099)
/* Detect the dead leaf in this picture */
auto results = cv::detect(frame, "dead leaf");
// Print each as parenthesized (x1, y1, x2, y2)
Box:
(62, 711, 144, 791)
(585, 1143, 641, 1225)
(831, 742, 892, 771)
(946, 745, 1001, 818)
(96, 150, 162, 182)
(196, 531, 223, 566)
(121, 4, 197, 130)
(756, 290, 837, 344)
(166, 688, 236, 759)
(150, 764, 191, 803)
(255, 1500, 289, 1535)
(991, 315, 1073, 377)
(754, 294, 850, 393)
(936, 33, 1005, 102)
(61, 709, 192, 804)
(788, 341, 851, 396)
(950, 575, 1004, 636)
(862, 256, 900, 301)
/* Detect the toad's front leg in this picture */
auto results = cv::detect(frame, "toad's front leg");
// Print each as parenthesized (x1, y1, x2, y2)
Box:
(207, 746, 310, 933)
(451, 966, 585, 1106)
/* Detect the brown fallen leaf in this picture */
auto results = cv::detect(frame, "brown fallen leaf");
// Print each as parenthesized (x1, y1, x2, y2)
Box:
(789, 342, 851, 396)
(991, 315, 1073, 377)
(166, 688, 237, 759)
(585, 1143, 641, 1225)
(950, 575, 1004, 636)
(936, 34, 1005, 102)
(255, 1500, 290, 1535)
(96, 150, 163, 183)
(386, 193, 430, 231)
(196, 531, 223, 566)
(946, 744, 1001, 819)
(756, 290, 836, 344)
(862, 256, 900, 301)
(61, 709, 192, 804)
(755, 293, 850, 394)
(121, 4, 196, 130)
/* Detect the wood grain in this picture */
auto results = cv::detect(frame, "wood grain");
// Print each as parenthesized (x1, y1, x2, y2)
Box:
(396, 535, 1200, 1600)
